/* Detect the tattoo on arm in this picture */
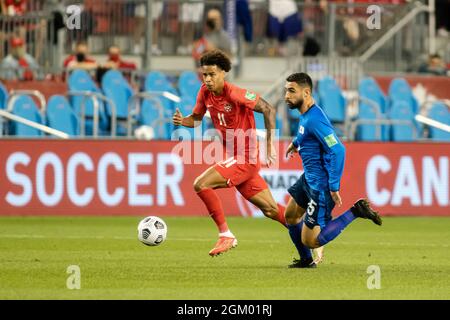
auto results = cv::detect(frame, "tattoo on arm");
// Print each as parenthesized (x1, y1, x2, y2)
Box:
(254, 97, 273, 114)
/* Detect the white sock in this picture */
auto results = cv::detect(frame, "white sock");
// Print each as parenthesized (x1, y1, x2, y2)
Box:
(219, 230, 235, 238)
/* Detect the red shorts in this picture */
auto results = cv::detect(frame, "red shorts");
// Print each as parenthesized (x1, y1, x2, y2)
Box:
(214, 156, 268, 200)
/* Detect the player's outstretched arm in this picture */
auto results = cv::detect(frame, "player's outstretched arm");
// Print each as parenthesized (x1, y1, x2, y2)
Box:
(254, 97, 277, 165)
(172, 108, 203, 128)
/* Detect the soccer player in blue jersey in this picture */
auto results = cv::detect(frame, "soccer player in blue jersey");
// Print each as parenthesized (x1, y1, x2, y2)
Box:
(283, 73, 382, 268)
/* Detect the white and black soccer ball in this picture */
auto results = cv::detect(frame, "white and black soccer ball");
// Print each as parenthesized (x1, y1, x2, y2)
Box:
(134, 125, 155, 141)
(137, 216, 167, 246)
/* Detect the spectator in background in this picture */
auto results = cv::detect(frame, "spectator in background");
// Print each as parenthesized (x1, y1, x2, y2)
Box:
(192, 8, 233, 68)
(0, 0, 27, 59)
(128, 0, 163, 55)
(95, 45, 137, 83)
(104, 45, 137, 71)
(236, 0, 253, 44)
(204, 8, 233, 56)
(63, 42, 97, 71)
(67, 1, 96, 45)
(0, 36, 39, 80)
(266, 0, 302, 56)
(1, 0, 26, 16)
(303, 36, 321, 56)
(418, 54, 448, 76)
(177, 0, 205, 55)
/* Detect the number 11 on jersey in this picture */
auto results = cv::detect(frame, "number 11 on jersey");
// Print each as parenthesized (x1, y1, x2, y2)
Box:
(217, 113, 227, 126)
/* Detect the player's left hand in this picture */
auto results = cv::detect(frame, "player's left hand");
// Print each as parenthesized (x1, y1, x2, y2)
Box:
(330, 191, 342, 207)
(266, 142, 277, 167)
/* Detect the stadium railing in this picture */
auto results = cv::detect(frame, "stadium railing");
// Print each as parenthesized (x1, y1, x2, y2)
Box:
(0, 109, 69, 139)
(0, 0, 435, 77)
(264, 56, 363, 138)
(359, 1, 434, 72)
(126, 91, 180, 138)
(290, 56, 363, 91)
(346, 95, 384, 141)
(0, 12, 55, 67)
(54, 1, 422, 72)
(67, 91, 117, 137)
(7, 90, 46, 115)
(416, 114, 450, 132)
(349, 118, 418, 141)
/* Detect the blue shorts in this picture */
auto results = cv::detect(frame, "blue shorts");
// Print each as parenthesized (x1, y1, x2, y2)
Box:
(287, 174, 335, 229)
(267, 13, 303, 43)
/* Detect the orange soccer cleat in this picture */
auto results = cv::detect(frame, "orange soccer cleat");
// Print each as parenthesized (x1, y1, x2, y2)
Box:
(208, 237, 238, 256)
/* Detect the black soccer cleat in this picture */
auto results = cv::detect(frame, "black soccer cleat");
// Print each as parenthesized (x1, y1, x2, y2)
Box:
(351, 198, 382, 226)
(288, 257, 317, 269)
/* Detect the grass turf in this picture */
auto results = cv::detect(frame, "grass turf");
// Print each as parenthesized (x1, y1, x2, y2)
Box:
(0, 216, 449, 300)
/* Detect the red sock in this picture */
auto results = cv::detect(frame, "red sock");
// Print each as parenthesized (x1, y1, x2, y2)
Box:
(276, 204, 287, 228)
(197, 189, 229, 233)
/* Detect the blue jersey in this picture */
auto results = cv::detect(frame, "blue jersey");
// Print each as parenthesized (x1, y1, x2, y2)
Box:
(292, 104, 345, 192)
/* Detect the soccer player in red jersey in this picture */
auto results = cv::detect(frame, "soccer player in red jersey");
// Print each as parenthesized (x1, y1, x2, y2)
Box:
(172, 50, 286, 256)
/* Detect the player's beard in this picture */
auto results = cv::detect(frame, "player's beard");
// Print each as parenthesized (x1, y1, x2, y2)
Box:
(287, 97, 304, 110)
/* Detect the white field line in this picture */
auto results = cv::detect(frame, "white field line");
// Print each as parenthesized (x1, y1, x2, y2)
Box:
(0, 234, 278, 243)
(0, 234, 448, 247)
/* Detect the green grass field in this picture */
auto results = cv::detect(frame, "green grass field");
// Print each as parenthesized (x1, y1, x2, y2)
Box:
(0, 216, 449, 300)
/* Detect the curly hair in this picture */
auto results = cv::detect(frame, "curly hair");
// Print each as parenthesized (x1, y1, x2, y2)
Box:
(200, 50, 232, 72)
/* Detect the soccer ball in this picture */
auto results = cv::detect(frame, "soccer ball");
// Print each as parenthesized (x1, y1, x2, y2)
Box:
(137, 216, 167, 246)
(134, 125, 155, 141)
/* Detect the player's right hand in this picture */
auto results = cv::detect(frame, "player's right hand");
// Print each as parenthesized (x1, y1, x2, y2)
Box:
(330, 191, 342, 207)
(172, 108, 183, 126)
(285, 142, 297, 159)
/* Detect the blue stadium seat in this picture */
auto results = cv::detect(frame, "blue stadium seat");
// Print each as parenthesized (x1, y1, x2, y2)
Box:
(287, 103, 300, 137)
(140, 98, 171, 140)
(145, 71, 178, 118)
(312, 90, 320, 103)
(317, 77, 346, 123)
(359, 77, 388, 114)
(388, 100, 416, 141)
(46, 95, 79, 136)
(68, 70, 108, 135)
(10, 95, 43, 136)
(0, 81, 8, 109)
(178, 71, 201, 101)
(427, 102, 450, 141)
(101, 70, 134, 135)
(254, 111, 265, 130)
(276, 114, 283, 137)
(356, 102, 389, 141)
(101, 69, 133, 119)
(388, 78, 419, 114)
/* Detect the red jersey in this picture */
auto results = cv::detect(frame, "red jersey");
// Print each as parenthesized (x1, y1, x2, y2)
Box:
(63, 55, 97, 68)
(193, 82, 260, 162)
(5, 0, 26, 15)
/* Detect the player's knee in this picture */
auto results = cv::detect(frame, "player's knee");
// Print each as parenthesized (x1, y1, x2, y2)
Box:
(193, 177, 207, 192)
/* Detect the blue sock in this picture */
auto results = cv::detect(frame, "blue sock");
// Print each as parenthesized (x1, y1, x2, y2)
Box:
(288, 221, 312, 260)
(317, 210, 356, 246)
